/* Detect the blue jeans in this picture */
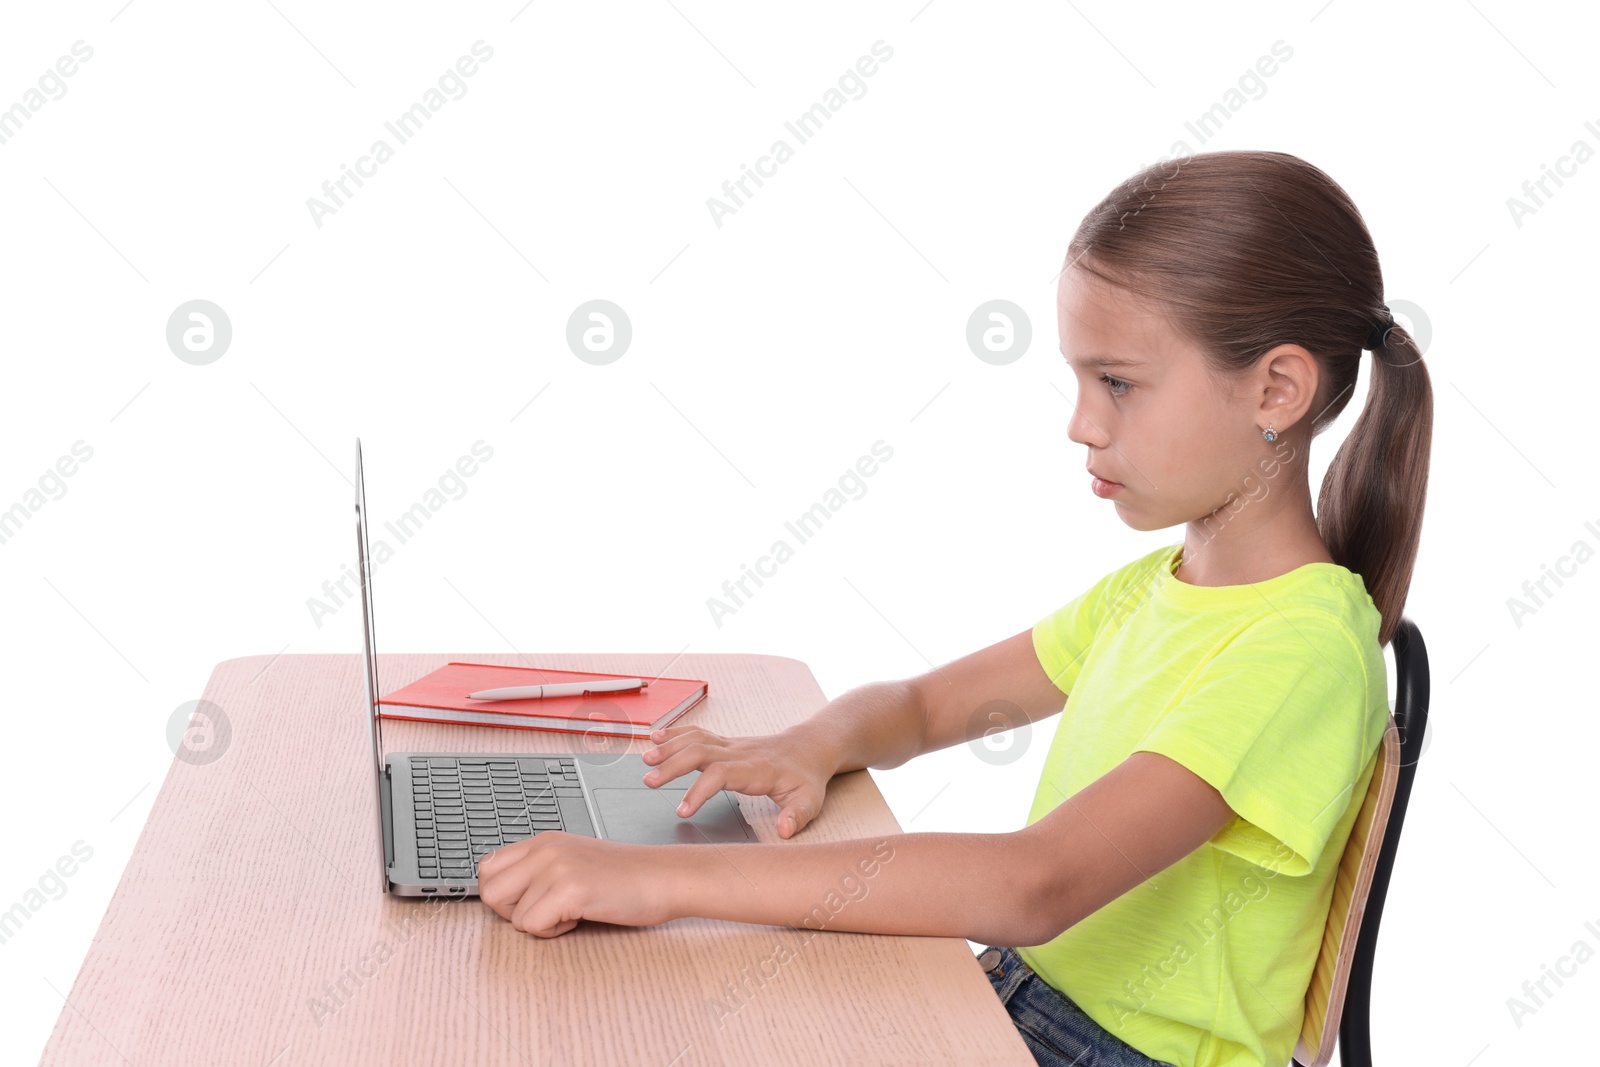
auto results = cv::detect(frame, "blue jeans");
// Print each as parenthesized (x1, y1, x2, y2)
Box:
(978, 946, 1177, 1067)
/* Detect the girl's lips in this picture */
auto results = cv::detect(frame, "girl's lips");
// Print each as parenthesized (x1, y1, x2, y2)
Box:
(1090, 476, 1123, 498)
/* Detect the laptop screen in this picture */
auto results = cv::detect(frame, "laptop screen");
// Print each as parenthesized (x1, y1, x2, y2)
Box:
(354, 438, 389, 891)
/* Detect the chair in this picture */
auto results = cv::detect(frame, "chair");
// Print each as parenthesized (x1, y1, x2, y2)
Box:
(1292, 617, 1430, 1067)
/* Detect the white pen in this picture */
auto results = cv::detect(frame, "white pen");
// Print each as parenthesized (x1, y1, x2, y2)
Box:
(467, 678, 647, 701)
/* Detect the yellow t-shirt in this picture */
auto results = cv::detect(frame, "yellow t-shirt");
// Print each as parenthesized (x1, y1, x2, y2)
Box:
(1017, 541, 1389, 1067)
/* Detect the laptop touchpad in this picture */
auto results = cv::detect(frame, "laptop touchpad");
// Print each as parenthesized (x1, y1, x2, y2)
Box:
(591, 788, 753, 845)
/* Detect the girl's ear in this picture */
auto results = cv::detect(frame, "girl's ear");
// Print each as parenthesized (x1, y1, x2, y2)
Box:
(1254, 343, 1321, 431)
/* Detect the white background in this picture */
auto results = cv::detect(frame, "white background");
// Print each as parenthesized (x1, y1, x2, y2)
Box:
(2, 1, 1595, 1062)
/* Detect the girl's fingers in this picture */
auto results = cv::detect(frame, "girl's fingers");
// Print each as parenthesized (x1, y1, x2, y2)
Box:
(641, 742, 725, 788)
(643, 726, 727, 764)
(650, 724, 715, 745)
(674, 761, 757, 818)
(642, 729, 706, 764)
(778, 811, 797, 838)
(511, 882, 558, 936)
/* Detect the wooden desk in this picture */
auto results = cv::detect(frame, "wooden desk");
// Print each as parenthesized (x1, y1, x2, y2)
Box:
(42, 653, 1030, 1065)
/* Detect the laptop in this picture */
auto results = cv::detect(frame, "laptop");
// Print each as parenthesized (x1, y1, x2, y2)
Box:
(354, 439, 757, 898)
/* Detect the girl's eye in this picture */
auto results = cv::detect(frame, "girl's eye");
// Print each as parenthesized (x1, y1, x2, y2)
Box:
(1101, 373, 1130, 398)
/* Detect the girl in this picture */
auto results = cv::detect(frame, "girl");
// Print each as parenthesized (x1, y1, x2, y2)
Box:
(477, 149, 1433, 1067)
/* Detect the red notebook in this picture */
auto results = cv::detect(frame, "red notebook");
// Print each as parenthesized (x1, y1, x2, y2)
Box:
(377, 662, 708, 739)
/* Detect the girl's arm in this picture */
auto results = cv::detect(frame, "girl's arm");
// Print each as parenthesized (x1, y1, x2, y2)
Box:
(656, 749, 1238, 948)
(656, 828, 1050, 948)
(781, 627, 1072, 774)
(652, 626, 1084, 833)
(479, 742, 1235, 942)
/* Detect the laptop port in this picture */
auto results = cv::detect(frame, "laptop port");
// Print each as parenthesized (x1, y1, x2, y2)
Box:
(448, 886, 466, 893)
(421, 887, 436, 893)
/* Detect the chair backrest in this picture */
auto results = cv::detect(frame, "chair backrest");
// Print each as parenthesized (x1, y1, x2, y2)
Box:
(1293, 617, 1430, 1067)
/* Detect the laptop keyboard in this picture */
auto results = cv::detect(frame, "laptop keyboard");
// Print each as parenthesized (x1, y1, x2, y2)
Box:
(409, 756, 580, 881)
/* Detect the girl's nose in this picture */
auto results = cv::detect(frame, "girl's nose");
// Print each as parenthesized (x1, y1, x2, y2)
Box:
(1066, 398, 1110, 450)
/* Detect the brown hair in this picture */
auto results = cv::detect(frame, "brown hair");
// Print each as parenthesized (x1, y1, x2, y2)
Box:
(1067, 149, 1431, 647)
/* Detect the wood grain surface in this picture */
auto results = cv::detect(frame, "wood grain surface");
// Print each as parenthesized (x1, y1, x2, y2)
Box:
(40, 652, 1031, 1066)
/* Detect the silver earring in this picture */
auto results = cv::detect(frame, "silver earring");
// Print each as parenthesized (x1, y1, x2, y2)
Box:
(1261, 423, 1277, 442)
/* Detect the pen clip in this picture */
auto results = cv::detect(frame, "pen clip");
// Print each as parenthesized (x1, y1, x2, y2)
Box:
(580, 683, 645, 697)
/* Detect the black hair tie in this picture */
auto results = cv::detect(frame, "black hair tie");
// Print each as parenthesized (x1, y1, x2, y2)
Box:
(1365, 306, 1396, 351)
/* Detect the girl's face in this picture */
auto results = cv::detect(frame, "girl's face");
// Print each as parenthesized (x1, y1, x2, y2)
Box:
(1057, 268, 1275, 533)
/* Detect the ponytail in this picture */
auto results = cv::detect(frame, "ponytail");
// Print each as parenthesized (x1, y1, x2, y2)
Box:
(1316, 325, 1433, 647)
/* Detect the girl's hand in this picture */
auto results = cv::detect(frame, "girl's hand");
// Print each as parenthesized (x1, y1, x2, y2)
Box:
(641, 724, 835, 839)
(477, 833, 674, 938)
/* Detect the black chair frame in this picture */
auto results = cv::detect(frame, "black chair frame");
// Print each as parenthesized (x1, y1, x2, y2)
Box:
(1293, 617, 1430, 1067)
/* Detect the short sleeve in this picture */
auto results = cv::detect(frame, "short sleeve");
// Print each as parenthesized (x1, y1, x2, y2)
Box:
(1032, 558, 1155, 697)
(1132, 612, 1379, 877)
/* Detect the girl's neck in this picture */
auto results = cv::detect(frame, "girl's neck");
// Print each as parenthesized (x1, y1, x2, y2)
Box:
(1176, 513, 1334, 588)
